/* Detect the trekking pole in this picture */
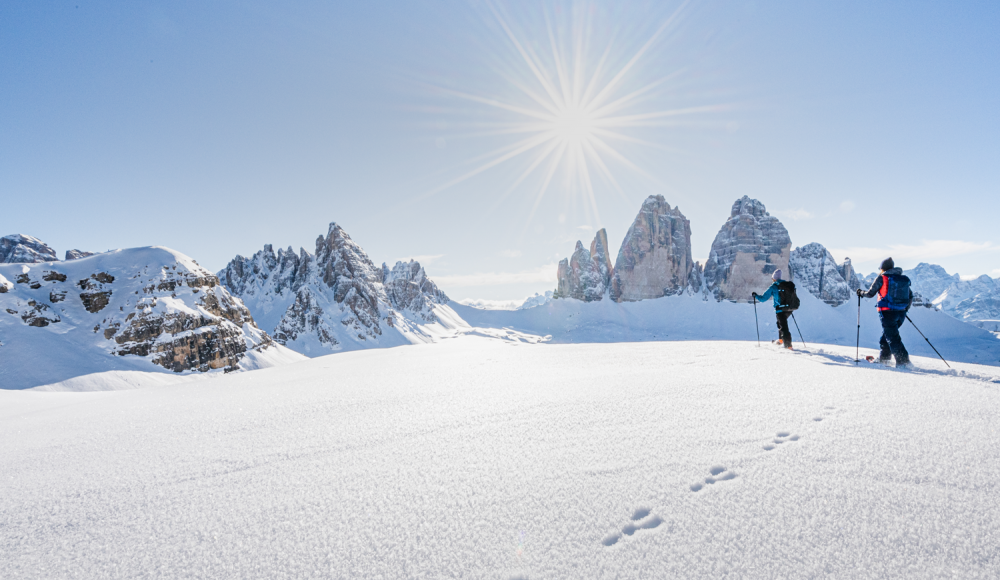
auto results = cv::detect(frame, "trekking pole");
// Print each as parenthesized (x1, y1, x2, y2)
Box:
(752, 295, 760, 347)
(791, 313, 806, 348)
(855, 294, 861, 365)
(905, 314, 950, 368)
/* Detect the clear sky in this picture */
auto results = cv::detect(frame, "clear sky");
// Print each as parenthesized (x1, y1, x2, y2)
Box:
(3, 1, 998, 300)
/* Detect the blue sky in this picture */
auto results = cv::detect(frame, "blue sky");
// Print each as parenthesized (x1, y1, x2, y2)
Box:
(2, 1, 998, 300)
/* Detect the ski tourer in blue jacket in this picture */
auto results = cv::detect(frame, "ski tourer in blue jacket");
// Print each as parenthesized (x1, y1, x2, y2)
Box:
(753, 269, 793, 349)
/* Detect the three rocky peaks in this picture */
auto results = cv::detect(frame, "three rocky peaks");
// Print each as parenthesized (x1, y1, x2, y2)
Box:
(554, 195, 861, 307)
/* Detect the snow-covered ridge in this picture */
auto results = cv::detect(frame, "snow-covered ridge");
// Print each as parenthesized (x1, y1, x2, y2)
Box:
(219, 222, 462, 356)
(0, 246, 302, 390)
(906, 262, 1000, 330)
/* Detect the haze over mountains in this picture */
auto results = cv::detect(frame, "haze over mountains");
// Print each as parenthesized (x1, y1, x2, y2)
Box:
(2, 195, 999, 390)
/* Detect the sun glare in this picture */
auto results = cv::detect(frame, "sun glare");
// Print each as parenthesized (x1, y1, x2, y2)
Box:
(426, 0, 718, 226)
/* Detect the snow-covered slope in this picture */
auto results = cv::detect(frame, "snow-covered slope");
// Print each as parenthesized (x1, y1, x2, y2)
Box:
(219, 222, 463, 356)
(2, 338, 998, 579)
(456, 286, 1000, 365)
(0, 247, 304, 390)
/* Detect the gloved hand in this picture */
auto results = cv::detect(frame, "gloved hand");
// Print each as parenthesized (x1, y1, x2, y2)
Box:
(751, 292, 757, 297)
(856, 288, 863, 297)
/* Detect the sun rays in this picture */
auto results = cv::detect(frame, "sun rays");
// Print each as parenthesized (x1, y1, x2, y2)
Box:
(423, 0, 722, 227)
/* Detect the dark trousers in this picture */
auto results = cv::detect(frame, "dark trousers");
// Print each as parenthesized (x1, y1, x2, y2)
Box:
(878, 310, 910, 363)
(775, 310, 792, 348)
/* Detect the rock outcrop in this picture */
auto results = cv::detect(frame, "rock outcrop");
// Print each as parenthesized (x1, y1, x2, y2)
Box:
(590, 228, 614, 292)
(0, 247, 283, 386)
(220, 222, 451, 355)
(838, 257, 862, 291)
(610, 196, 694, 302)
(1, 234, 58, 264)
(382, 260, 449, 320)
(788, 243, 852, 306)
(554, 240, 606, 301)
(704, 197, 792, 302)
(65, 249, 96, 260)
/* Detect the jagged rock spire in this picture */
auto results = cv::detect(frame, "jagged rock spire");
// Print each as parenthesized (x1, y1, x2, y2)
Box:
(704, 196, 791, 301)
(789, 242, 852, 306)
(610, 195, 693, 302)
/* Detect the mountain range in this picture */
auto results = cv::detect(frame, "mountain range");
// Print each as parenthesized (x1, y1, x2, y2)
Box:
(3, 197, 999, 389)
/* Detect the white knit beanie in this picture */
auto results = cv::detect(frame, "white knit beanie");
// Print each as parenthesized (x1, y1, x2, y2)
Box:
(772, 269, 782, 281)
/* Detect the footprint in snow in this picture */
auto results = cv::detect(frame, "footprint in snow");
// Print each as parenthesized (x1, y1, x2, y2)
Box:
(763, 431, 800, 451)
(689, 465, 737, 492)
(602, 506, 663, 546)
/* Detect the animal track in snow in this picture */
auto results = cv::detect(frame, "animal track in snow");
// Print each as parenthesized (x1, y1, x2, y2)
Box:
(602, 506, 663, 546)
(764, 431, 800, 451)
(814, 406, 839, 422)
(689, 465, 737, 492)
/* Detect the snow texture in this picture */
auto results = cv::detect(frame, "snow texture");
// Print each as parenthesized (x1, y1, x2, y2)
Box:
(0, 234, 58, 264)
(0, 247, 303, 390)
(2, 338, 999, 578)
(453, 284, 1000, 366)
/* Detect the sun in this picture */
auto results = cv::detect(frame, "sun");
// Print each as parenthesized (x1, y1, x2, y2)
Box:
(424, 0, 720, 226)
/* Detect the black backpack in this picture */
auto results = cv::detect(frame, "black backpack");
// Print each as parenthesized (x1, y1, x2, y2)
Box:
(777, 280, 800, 312)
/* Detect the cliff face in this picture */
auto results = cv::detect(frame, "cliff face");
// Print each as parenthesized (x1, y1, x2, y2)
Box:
(382, 260, 450, 321)
(610, 196, 694, 302)
(554, 240, 606, 302)
(0, 246, 282, 386)
(788, 243, 852, 306)
(220, 222, 450, 355)
(1, 234, 58, 264)
(704, 197, 792, 302)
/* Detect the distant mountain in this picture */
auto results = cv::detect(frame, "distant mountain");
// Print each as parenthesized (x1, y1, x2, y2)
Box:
(219, 222, 457, 356)
(0, 234, 58, 264)
(788, 243, 859, 307)
(905, 263, 1000, 331)
(0, 245, 300, 389)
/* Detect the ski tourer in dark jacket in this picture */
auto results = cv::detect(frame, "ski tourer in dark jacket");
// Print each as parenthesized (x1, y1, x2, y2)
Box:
(754, 269, 793, 349)
(857, 257, 912, 366)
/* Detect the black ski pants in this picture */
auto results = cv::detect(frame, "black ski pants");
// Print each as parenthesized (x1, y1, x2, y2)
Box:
(775, 310, 792, 348)
(878, 310, 910, 363)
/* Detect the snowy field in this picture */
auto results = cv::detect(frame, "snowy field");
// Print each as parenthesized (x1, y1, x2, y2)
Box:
(2, 338, 999, 579)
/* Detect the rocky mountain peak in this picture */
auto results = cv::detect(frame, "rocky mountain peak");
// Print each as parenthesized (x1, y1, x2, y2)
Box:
(221, 222, 451, 355)
(589, 228, 613, 290)
(789, 243, 852, 306)
(1, 234, 58, 264)
(838, 257, 861, 291)
(704, 197, 791, 301)
(610, 195, 694, 302)
(730, 196, 769, 219)
(0, 247, 280, 387)
(554, 239, 605, 301)
(65, 249, 96, 261)
(382, 260, 449, 319)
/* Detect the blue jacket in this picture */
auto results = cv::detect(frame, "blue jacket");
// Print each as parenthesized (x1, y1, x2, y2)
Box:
(755, 281, 784, 311)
